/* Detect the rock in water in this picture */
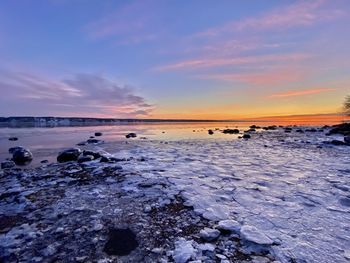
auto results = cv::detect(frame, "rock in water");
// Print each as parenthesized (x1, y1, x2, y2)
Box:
(9, 146, 25, 154)
(223, 129, 239, 134)
(57, 148, 82, 163)
(242, 134, 251, 139)
(199, 228, 220, 241)
(94, 132, 103, 136)
(240, 225, 273, 245)
(208, 129, 214, 135)
(126, 133, 137, 139)
(103, 228, 138, 256)
(8, 137, 18, 141)
(12, 148, 33, 165)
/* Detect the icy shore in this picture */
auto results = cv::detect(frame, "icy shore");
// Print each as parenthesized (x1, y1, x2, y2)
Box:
(1, 126, 350, 262)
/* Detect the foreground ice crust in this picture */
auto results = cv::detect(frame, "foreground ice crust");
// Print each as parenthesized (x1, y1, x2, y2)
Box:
(116, 131, 350, 263)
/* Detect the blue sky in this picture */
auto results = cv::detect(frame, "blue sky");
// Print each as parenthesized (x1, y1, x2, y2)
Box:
(0, 0, 349, 119)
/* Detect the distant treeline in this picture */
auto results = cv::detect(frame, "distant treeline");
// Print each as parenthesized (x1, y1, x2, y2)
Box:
(0, 116, 227, 128)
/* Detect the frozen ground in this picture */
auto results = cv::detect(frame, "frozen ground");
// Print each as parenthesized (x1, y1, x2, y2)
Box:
(109, 129, 350, 262)
(1, 126, 350, 262)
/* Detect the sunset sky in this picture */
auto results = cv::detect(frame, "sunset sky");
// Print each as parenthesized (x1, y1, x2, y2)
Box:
(0, 0, 349, 119)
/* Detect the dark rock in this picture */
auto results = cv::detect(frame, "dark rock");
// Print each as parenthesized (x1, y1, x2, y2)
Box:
(223, 129, 239, 134)
(12, 148, 33, 165)
(1, 161, 15, 169)
(8, 137, 18, 141)
(126, 133, 137, 138)
(263, 125, 277, 130)
(103, 228, 138, 256)
(76, 142, 86, 146)
(8, 146, 25, 154)
(208, 129, 214, 135)
(296, 129, 304, 133)
(87, 139, 103, 144)
(89, 136, 95, 139)
(100, 156, 111, 163)
(77, 155, 94, 163)
(305, 128, 317, 132)
(344, 136, 350, 144)
(250, 125, 261, 129)
(242, 134, 251, 139)
(95, 132, 103, 136)
(83, 150, 101, 159)
(327, 140, 346, 146)
(328, 123, 350, 135)
(40, 160, 49, 164)
(57, 148, 82, 163)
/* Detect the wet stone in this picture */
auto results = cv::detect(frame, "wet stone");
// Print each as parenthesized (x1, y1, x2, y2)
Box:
(8, 137, 18, 141)
(103, 228, 139, 256)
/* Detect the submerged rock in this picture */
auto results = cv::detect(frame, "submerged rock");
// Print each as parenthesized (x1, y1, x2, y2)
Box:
(8, 137, 18, 141)
(57, 148, 82, 163)
(12, 148, 33, 165)
(103, 228, 138, 256)
(86, 139, 104, 144)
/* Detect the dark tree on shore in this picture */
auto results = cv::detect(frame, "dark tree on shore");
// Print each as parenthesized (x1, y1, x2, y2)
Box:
(345, 95, 350, 115)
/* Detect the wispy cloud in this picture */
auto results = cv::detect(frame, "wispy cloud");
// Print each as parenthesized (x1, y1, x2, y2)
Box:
(154, 53, 310, 72)
(0, 69, 153, 117)
(197, 0, 343, 37)
(268, 88, 336, 98)
(198, 67, 307, 85)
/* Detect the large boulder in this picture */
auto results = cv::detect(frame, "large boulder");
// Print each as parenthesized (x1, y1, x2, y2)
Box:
(12, 148, 33, 165)
(57, 148, 82, 163)
(328, 123, 350, 135)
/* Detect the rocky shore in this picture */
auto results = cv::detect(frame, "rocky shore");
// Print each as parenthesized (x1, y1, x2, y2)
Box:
(1, 123, 350, 262)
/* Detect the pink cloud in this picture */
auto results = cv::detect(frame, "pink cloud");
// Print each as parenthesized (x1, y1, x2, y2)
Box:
(197, 67, 307, 85)
(268, 88, 336, 98)
(197, 0, 343, 37)
(154, 53, 310, 72)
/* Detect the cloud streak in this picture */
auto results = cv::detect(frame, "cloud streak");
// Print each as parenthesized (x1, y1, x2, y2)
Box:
(0, 69, 153, 117)
(268, 88, 336, 98)
(197, 0, 343, 37)
(154, 53, 310, 72)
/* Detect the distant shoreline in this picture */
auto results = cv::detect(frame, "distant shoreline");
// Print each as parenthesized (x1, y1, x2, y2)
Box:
(0, 114, 348, 128)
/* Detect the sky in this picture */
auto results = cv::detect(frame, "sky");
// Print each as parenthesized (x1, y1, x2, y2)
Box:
(0, 0, 349, 120)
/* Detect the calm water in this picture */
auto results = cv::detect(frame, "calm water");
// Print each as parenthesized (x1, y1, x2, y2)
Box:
(0, 120, 341, 166)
